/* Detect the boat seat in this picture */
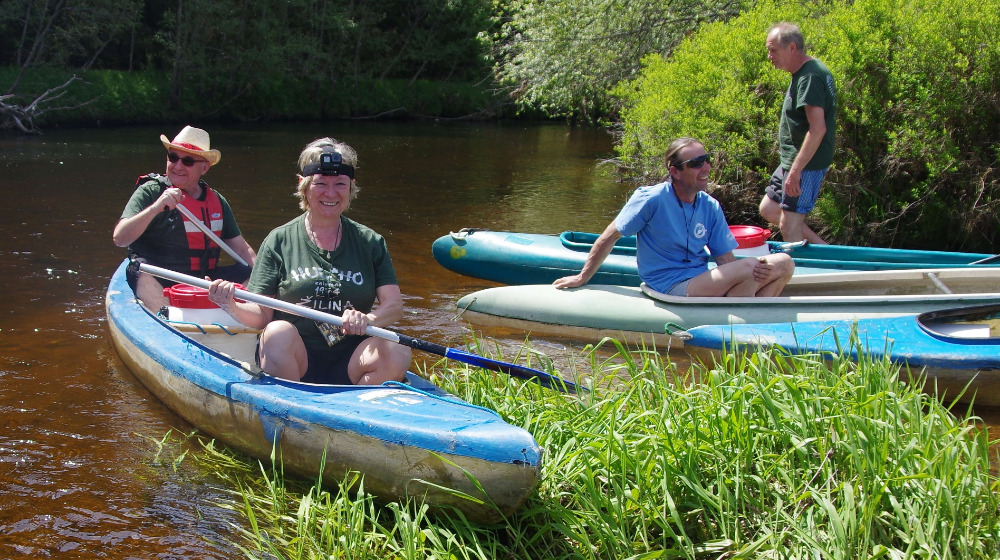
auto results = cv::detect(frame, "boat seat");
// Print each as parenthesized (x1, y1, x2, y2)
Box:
(931, 320, 998, 339)
(961, 318, 1000, 337)
(169, 323, 262, 365)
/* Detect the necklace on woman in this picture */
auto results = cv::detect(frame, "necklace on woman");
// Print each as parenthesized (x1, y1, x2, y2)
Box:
(306, 213, 343, 256)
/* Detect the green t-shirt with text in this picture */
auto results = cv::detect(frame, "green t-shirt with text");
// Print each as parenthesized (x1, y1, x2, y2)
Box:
(246, 214, 398, 351)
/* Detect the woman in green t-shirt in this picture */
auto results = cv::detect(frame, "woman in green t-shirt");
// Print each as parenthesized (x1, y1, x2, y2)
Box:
(207, 138, 411, 385)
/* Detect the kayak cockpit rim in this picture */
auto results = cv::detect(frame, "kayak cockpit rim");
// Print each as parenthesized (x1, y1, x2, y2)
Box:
(916, 304, 1000, 341)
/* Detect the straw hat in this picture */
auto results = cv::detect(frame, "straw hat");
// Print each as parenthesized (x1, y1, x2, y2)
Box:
(160, 126, 222, 166)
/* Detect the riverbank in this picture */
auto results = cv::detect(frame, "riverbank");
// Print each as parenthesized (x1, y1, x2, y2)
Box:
(189, 341, 1000, 559)
(2, 66, 515, 130)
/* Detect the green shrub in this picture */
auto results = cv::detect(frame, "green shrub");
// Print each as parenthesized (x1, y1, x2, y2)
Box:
(616, 0, 1000, 250)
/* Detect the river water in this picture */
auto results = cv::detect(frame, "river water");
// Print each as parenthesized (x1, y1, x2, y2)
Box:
(0, 121, 634, 558)
(2, 122, 997, 558)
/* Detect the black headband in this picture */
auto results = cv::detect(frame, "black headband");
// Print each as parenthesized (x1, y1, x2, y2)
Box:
(302, 147, 355, 179)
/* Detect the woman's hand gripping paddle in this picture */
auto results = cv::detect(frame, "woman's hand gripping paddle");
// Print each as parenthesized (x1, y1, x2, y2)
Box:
(141, 263, 584, 394)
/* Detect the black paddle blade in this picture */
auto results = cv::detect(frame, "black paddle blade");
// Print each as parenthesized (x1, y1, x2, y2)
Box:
(444, 348, 584, 394)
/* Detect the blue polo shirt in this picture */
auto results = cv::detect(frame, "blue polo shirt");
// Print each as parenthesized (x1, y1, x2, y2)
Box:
(614, 181, 737, 292)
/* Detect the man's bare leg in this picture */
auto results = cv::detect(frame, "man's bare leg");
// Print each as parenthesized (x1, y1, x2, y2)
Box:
(135, 273, 169, 309)
(759, 196, 827, 244)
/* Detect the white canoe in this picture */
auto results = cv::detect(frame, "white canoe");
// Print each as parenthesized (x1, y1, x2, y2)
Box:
(455, 268, 1000, 346)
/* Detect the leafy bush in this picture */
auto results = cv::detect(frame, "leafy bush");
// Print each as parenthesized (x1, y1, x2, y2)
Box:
(1, 0, 501, 130)
(613, 3, 805, 186)
(616, 0, 1000, 250)
(489, 0, 749, 122)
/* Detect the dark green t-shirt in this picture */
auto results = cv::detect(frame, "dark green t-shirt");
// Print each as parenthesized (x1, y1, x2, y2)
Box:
(121, 174, 242, 272)
(778, 58, 837, 170)
(246, 214, 398, 351)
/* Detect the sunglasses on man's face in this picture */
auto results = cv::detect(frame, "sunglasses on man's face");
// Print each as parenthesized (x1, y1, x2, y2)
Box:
(167, 152, 205, 167)
(673, 154, 713, 170)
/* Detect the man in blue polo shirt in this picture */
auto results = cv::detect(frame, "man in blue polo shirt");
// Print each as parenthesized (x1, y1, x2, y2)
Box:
(554, 138, 793, 296)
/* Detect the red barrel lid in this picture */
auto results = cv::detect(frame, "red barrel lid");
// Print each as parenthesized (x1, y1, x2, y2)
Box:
(729, 225, 770, 248)
(163, 283, 243, 308)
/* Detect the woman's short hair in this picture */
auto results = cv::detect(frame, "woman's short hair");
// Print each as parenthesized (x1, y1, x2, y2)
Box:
(295, 137, 360, 212)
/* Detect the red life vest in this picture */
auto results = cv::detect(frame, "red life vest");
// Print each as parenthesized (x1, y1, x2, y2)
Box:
(177, 188, 226, 272)
(130, 173, 228, 276)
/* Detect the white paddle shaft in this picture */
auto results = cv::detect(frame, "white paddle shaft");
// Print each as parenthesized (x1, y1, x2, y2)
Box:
(174, 203, 249, 266)
(139, 263, 582, 393)
(141, 263, 399, 342)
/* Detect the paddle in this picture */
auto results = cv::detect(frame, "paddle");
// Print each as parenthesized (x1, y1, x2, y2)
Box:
(970, 254, 1000, 265)
(140, 263, 583, 394)
(174, 203, 249, 266)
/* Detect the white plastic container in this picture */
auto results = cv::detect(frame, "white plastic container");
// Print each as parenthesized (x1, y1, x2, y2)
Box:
(163, 283, 245, 327)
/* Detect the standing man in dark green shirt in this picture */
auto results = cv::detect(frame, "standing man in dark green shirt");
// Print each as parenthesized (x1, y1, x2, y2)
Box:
(759, 22, 836, 244)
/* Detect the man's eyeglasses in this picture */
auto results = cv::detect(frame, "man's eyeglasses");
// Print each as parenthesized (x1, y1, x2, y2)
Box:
(167, 152, 205, 167)
(673, 154, 713, 170)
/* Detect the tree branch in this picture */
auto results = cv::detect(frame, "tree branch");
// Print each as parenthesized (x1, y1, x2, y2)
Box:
(0, 75, 98, 134)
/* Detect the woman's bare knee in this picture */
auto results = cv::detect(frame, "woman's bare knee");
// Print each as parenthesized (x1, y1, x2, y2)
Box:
(352, 341, 410, 384)
(259, 321, 306, 380)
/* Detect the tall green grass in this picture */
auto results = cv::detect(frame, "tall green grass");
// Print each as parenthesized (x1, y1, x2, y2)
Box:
(191, 339, 1000, 559)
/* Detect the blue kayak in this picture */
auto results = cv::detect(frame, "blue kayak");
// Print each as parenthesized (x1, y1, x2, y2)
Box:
(682, 304, 1000, 406)
(432, 229, 1000, 286)
(105, 260, 541, 522)
(434, 229, 642, 285)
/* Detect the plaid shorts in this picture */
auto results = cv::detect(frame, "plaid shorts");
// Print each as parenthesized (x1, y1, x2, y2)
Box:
(765, 166, 828, 214)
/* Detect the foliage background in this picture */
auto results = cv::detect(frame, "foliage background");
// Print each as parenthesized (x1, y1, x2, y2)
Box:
(3, 0, 999, 249)
(486, 0, 750, 121)
(614, 0, 1000, 249)
(0, 0, 501, 125)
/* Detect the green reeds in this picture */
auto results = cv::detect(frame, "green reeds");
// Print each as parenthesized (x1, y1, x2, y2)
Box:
(192, 337, 1000, 559)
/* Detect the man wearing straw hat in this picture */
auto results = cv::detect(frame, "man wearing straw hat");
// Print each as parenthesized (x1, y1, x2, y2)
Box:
(113, 125, 256, 310)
